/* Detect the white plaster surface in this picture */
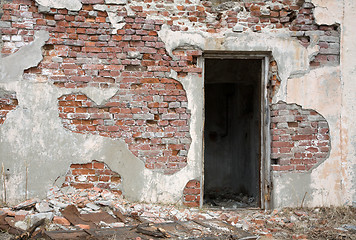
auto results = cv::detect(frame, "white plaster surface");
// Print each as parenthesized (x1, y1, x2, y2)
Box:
(274, 0, 356, 208)
(312, 0, 343, 25)
(35, 0, 82, 11)
(284, 67, 343, 207)
(340, 0, 356, 206)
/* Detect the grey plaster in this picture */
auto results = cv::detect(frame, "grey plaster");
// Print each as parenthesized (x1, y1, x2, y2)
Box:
(79, 87, 119, 106)
(0, 81, 147, 204)
(35, 0, 82, 11)
(0, 31, 49, 83)
(272, 172, 313, 208)
(158, 25, 319, 102)
(0, 29, 202, 205)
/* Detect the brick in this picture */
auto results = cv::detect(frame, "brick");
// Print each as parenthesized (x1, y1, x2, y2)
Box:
(271, 102, 330, 172)
(183, 201, 199, 207)
(76, 224, 90, 229)
(53, 216, 71, 226)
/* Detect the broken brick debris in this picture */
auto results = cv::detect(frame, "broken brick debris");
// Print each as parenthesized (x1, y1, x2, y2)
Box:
(0, 185, 354, 239)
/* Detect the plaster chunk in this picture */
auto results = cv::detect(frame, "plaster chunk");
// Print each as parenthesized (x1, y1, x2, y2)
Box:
(76, 86, 119, 106)
(92, 5, 125, 33)
(35, 0, 82, 11)
(105, 0, 127, 4)
(0, 31, 49, 83)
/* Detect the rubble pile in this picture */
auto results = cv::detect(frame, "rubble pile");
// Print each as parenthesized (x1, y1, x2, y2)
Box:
(0, 186, 355, 239)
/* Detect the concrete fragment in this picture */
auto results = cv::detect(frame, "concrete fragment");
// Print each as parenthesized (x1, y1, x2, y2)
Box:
(86, 202, 101, 211)
(110, 222, 124, 227)
(49, 200, 69, 209)
(28, 212, 54, 226)
(233, 24, 244, 33)
(14, 198, 40, 210)
(14, 221, 27, 231)
(105, 0, 127, 4)
(35, 202, 53, 213)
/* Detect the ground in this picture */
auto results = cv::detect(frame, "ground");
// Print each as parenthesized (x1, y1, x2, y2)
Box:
(0, 187, 355, 239)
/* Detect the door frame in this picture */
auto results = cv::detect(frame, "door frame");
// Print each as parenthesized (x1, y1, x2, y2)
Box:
(201, 51, 272, 209)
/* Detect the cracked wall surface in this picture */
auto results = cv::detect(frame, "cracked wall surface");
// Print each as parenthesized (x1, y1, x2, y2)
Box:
(0, 0, 354, 208)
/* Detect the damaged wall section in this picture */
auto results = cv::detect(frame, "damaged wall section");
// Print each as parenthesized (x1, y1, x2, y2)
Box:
(271, 101, 331, 171)
(58, 91, 191, 175)
(0, 0, 352, 208)
(63, 160, 122, 193)
(0, 89, 18, 125)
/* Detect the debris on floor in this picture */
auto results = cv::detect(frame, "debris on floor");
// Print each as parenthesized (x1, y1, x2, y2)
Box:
(204, 190, 257, 209)
(0, 186, 355, 239)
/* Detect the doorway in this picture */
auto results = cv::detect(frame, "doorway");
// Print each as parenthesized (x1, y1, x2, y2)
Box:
(203, 56, 267, 208)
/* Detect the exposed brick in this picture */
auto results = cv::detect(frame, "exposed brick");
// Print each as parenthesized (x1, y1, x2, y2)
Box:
(0, 90, 18, 125)
(271, 102, 331, 172)
(0, 0, 339, 177)
(183, 179, 200, 207)
(62, 160, 122, 192)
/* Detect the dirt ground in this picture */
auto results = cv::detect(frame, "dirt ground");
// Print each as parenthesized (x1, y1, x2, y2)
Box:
(228, 206, 356, 239)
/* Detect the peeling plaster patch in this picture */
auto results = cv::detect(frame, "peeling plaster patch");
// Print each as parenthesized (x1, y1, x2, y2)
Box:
(93, 5, 125, 33)
(286, 67, 345, 206)
(158, 26, 318, 102)
(0, 31, 49, 83)
(272, 172, 312, 208)
(0, 81, 147, 204)
(287, 66, 341, 117)
(35, 0, 82, 11)
(158, 25, 206, 59)
(79, 87, 119, 106)
(312, 0, 343, 25)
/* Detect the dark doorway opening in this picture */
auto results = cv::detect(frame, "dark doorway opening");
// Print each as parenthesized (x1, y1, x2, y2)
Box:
(204, 58, 262, 208)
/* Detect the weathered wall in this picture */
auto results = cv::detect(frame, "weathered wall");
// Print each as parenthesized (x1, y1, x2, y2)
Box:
(340, 0, 356, 207)
(0, 0, 354, 208)
(272, 0, 355, 208)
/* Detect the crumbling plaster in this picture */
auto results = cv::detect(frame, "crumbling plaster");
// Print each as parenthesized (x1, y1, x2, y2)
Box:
(312, 0, 343, 25)
(158, 25, 319, 103)
(272, 0, 355, 208)
(0, 30, 202, 204)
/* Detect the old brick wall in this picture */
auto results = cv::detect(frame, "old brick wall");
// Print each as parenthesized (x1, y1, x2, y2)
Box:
(183, 179, 200, 207)
(0, 0, 342, 204)
(62, 160, 122, 194)
(270, 101, 331, 171)
(0, 89, 18, 125)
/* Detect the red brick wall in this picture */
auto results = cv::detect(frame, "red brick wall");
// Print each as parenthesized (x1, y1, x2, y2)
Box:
(0, 90, 18, 125)
(1, 1, 340, 66)
(271, 101, 331, 171)
(62, 160, 122, 194)
(183, 179, 200, 207)
(58, 92, 191, 174)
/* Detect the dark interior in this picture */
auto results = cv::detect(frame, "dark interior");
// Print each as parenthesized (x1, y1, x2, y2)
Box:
(204, 58, 261, 208)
